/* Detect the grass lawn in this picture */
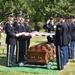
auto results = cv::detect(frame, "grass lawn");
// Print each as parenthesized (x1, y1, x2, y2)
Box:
(0, 33, 75, 75)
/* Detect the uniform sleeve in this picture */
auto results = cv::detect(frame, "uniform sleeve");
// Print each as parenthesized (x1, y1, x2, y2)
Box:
(26, 26, 32, 32)
(24, 23, 32, 32)
(72, 23, 75, 30)
(56, 24, 63, 35)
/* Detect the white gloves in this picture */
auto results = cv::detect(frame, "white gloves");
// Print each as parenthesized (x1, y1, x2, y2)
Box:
(15, 34, 20, 37)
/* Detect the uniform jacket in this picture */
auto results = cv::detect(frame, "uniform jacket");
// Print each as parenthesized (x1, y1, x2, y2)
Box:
(24, 22, 32, 32)
(71, 22, 75, 40)
(13, 20, 24, 40)
(13, 20, 23, 33)
(56, 21, 68, 46)
(5, 21, 16, 44)
(66, 22, 72, 43)
(24, 22, 32, 38)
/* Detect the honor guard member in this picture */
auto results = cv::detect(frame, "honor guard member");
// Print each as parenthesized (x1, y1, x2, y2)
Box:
(24, 15, 32, 50)
(5, 12, 16, 67)
(43, 17, 55, 43)
(65, 15, 72, 59)
(20, 14, 27, 59)
(55, 14, 68, 70)
(70, 16, 75, 59)
(14, 11, 25, 66)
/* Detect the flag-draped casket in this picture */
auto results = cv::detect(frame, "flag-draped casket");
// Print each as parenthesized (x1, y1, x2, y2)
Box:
(27, 42, 56, 64)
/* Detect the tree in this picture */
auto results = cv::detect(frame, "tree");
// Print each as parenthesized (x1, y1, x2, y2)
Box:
(0, 0, 75, 25)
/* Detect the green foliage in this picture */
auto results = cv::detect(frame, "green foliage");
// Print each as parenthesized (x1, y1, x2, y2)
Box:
(0, 0, 75, 24)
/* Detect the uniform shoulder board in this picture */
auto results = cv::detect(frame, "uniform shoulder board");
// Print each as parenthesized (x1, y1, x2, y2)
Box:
(4, 22, 9, 28)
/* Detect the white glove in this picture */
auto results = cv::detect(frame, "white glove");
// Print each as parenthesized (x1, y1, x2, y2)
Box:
(15, 34, 20, 37)
(50, 35, 53, 38)
(47, 19, 50, 24)
(54, 25, 56, 29)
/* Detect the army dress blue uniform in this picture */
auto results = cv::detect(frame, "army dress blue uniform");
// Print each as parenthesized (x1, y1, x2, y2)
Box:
(24, 22, 32, 50)
(55, 21, 68, 70)
(66, 21, 72, 59)
(25, 15, 32, 50)
(5, 20, 16, 67)
(70, 21, 75, 59)
(14, 20, 26, 64)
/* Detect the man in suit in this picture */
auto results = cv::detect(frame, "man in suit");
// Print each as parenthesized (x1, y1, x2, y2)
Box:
(5, 12, 16, 67)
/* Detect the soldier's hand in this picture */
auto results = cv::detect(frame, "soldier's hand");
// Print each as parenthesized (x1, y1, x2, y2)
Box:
(15, 34, 20, 37)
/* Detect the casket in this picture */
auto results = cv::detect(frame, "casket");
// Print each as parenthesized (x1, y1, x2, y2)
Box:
(27, 42, 56, 64)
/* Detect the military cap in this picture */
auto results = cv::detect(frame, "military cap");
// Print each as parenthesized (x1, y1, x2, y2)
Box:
(16, 11, 22, 17)
(7, 12, 14, 17)
(59, 14, 65, 18)
(50, 17, 54, 20)
(25, 15, 30, 19)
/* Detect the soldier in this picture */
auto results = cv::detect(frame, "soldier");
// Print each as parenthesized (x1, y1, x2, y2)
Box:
(43, 17, 55, 43)
(5, 12, 16, 67)
(65, 15, 72, 59)
(24, 15, 32, 50)
(21, 13, 27, 59)
(14, 11, 25, 66)
(55, 14, 68, 70)
(70, 16, 75, 59)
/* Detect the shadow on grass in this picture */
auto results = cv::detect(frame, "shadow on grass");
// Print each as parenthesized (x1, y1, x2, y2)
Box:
(0, 54, 6, 66)
(0, 54, 17, 67)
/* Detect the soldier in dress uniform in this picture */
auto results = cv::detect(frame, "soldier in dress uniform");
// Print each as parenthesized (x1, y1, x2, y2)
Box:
(24, 15, 32, 50)
(14, 11, 25, 66)
(20, 13, 27, 59)
(5, 12, 16, 67)
(65, 15, 72, 59)
(43, 17, 55, 43)
(55, 14, 68, 70)
(70, 16, 75, 59)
